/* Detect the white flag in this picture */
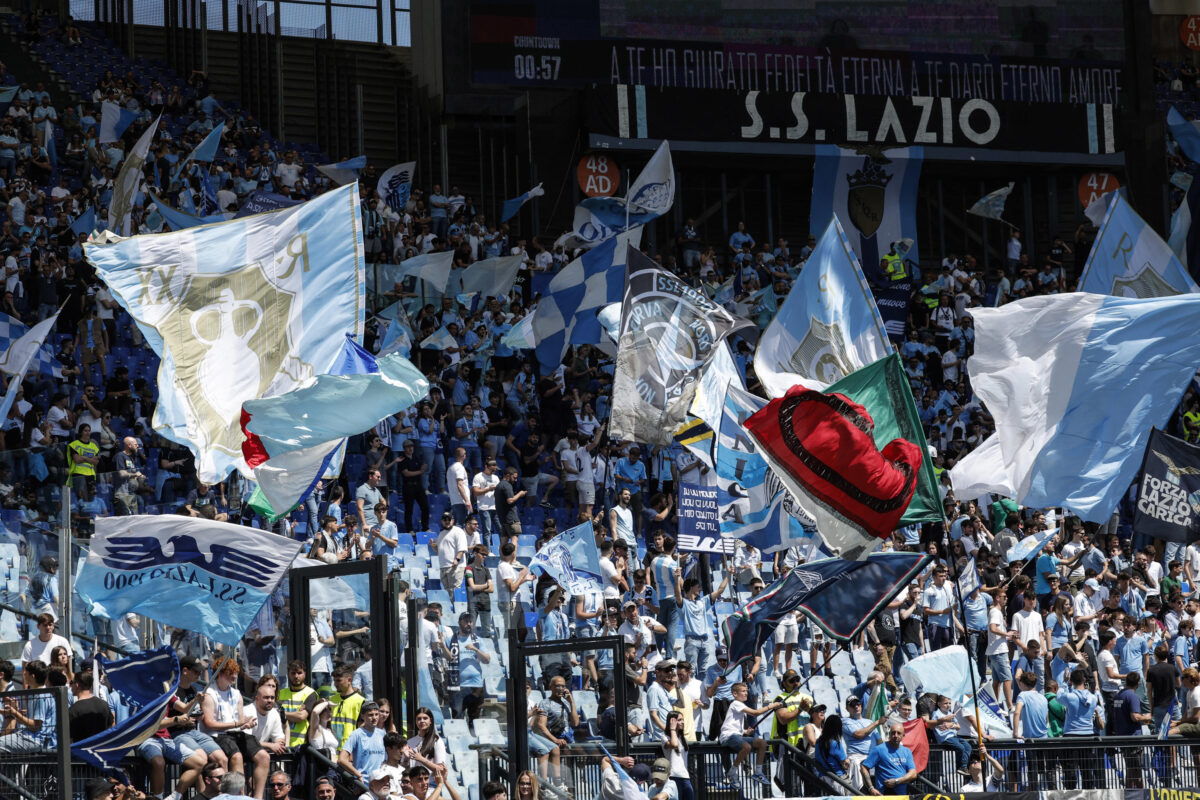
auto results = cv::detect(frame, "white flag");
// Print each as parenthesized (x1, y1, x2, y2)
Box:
(107, 115, 160, 235)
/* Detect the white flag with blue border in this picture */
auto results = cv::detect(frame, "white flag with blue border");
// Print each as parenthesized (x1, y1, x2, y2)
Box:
(1079, 192, 1200, 298)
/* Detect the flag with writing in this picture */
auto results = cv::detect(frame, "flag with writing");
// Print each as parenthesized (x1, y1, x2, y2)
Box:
(529, 521, 605, 595)
(1133, 428, 1200, 544)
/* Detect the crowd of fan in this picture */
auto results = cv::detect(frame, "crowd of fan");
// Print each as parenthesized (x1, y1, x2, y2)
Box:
(4, 16, 1200, 800)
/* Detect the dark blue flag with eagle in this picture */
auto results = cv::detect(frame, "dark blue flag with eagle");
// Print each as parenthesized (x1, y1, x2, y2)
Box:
(1134, 428, 1200, 544)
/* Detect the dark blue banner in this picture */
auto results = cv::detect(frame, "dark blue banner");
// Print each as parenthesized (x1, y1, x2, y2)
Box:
(676, 482, 728, 554)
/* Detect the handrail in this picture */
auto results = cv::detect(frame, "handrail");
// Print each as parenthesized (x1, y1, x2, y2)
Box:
(297, 743, 369, 797)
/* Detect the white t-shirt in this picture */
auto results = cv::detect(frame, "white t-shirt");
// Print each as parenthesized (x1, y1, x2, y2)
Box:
(1146, 562, 1164, 598)
(1187, 686, 1200, 719)
(497, 561, 519, 606)
(600, 557, 622, 599)
(243, 702, 285, 744)
(20, 633, 71, 665)
(447, 462, 470, 507)
(1098, 649, 1121, 693)
(437, 526, 467, 568)
(419, 617, 440, 663)
(472, 472, 499, 510)
(985, 606, 1008, 656)
(719, 699, 750, 742)
(1010, 608, 1044, 648)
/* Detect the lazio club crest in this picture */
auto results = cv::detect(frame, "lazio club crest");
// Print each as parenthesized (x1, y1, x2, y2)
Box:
(846, 155, 893, 239)
(787, 317, 854, 385)
(1112, 262, 1181, 299)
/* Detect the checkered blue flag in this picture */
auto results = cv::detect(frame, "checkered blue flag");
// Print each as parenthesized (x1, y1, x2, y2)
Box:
(0, 313, 61, 378)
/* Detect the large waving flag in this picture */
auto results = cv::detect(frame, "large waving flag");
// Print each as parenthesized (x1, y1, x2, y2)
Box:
(754, 216, 892, 397)
(0, 312, 61, 378)
(811, 145, 923, 278)
(529, 520, 605, 595)
(969, 292, 1200, 520)
(242, 334, 428, 514)
(700, 384, 820, 556)
(86, 182, 365, 482)
(1078, 192, 1200, 298)
(745, 386, 923, 560)
(459, 254, 524, 299)
(532, 228, 641, 372)
(500, 183, 545, 222)
(378, 161, 415, 214)
(0, 311, 60, 423)
(825, 353, 942, 526)
(1169, 106, 1200, 164)
(609, 249, 753, 445)
(98, 100, 138, 144)
(557, 141, 673, 250)
(75, 516, 302, 645)
(107, 115, 160, 235)
(722, 553, 929, 668)
(72, 646, 179, 770)
(688, 341, 743, 434)
(148, 191, 226, 231)
(967, 182, 1014, 222)
(317, 155, 367, 186)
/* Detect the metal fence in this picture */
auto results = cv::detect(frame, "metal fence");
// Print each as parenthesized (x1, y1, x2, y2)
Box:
(0, 687, 70, 800)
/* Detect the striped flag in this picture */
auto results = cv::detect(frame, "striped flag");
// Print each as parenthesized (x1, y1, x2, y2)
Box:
(500, 182, 545, 222)
(98, 100, 138, 143)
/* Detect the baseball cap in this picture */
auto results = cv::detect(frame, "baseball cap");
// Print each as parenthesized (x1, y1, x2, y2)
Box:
(179, 655, 203, 672)
(362, 701, 380, 712)
(1084, 578, 1100, 590)
(630, 763, 652, 782)
(652, 758, 671, 779)
(623, 600, 637, 609)
(369, 768, 392, 783)
(715, 646, 729, 660)
(657, 659, 677, 670)
(846, 696, 861, 707)
(86, 778, 115, 800)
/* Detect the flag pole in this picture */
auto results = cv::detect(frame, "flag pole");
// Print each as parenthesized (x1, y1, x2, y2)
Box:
(947, 545, 987, 776)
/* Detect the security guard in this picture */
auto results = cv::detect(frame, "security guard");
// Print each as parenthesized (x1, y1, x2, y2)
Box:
(1184, 399, 1200, 443)
(771, 669, 813, 751)
(882, 244, 907, 281)
(277, 660, 319, 748)
(329, 663, 366, 751)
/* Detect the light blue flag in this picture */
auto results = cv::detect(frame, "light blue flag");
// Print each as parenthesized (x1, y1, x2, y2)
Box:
(1078, 192, 1200, 298)
(967, 182, 1014, 221)
(71, 646, 179, 770)
(370, 251, 455, 295)
(688, 341, 743, 433)
(971, 289, 1200, 520)
(501, 313, 537, 350)
(148, 191, 225, 231)
(810, 144, 923, 281)
(1005, 528, 1057, 564)
(316, 155, 367, 186)
(458, 254, 524, 298)
(70, 207, 96, 236)
(243, 334, 428, 460)
(753, 215, 893, 396)
(420, 325, 458, 351)
(957, 555, 980, 599)
(74, 516, 303, 645)
(171, 124, 224, 183)
(0, 311, 61, 378)
(900, 645, 980, 702)
(532, 228, 640, 372)
(377, 315, 412, 359)
(1169, 106, 1200, 164)
(529, 521, 605, 595)
(98, 100, 138, 143)
(86, 182, 365, 482)
(500, 183, 545, 222)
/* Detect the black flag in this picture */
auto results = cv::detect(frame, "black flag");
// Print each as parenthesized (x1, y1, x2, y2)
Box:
(1133, 428, 1200, 543)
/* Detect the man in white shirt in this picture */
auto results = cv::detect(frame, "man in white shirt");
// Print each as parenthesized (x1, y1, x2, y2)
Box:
(446, 447, 472, 525)
(20, 613, 71, 667)
(985, 589, 1013, 709)
(244, 682, 287, 760)
(719, 681, 782, 786)
(471, 460, 500, 542)
(599, 540, 627, 601)
(618, 600, 667, 669)
(436, 511, 468, 590)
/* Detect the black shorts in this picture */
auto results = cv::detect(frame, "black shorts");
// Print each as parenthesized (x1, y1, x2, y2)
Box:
(215, 731, 263, 762)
